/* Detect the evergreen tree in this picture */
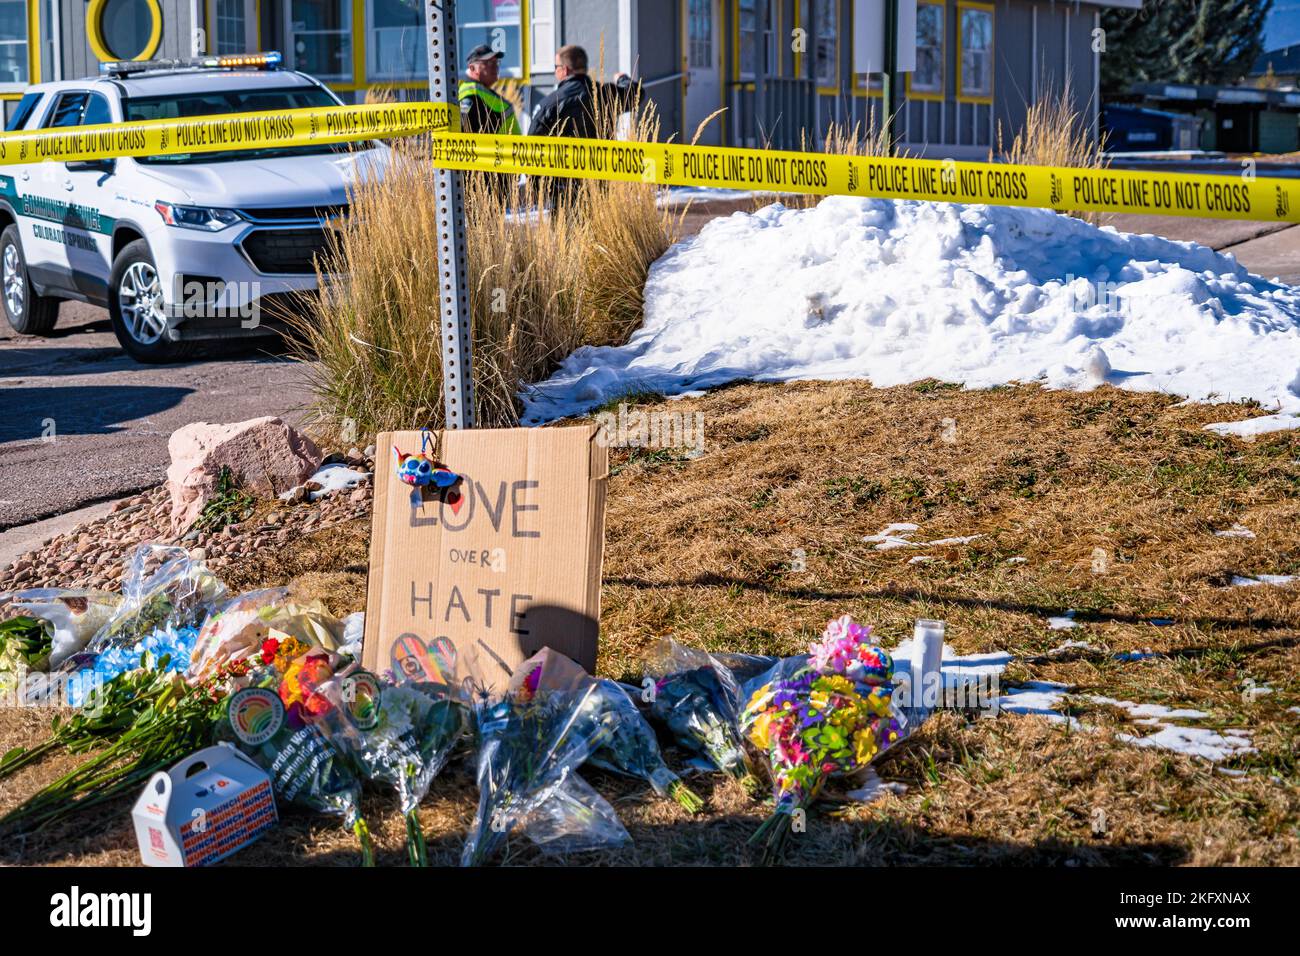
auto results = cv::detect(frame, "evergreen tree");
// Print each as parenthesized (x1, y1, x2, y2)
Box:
(1101, 0, 1273, 95)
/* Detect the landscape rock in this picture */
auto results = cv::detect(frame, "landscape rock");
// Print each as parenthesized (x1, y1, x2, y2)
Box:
(165, 417, 322, 533)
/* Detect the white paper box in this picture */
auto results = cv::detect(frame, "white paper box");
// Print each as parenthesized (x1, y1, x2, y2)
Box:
(131, 742, 276, 867)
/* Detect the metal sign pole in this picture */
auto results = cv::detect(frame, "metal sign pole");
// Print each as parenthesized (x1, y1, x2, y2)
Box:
(426, 0, 476, 429)
(882, 0, 898, 153)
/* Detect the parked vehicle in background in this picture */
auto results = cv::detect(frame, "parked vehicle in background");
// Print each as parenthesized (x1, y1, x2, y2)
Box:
(0, 53, 387, 363)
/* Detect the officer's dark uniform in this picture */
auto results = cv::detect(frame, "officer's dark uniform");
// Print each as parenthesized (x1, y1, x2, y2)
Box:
(529, 73, 639, 206)
(458, 79, 521, 135)
(529, 73, 638, 140)
(457, 45, 520, 200)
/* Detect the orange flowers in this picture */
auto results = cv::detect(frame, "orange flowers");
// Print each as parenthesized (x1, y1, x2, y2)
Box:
(278, 652, 335, 727)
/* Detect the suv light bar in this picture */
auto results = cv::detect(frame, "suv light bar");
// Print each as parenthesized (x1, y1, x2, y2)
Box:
(100, 52, 283, 77)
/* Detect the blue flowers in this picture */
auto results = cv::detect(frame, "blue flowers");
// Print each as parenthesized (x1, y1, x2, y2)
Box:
(66, 624, 200, 708)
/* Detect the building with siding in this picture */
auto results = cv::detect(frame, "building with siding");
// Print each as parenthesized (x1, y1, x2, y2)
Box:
(1129, 82, 1300, 155)
(5, 1, 1137, 159)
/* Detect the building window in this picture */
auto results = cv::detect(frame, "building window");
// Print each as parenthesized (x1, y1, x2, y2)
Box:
(0, 0, 27, 85)
(738, 0, 776, 79)
(814, 0, 837, 88)
(216, 0, 248, 55)
(531, 0, 555, 74)
(959, 3, 992, 101)
(88, 0, 163, 62)
(368, 0, 426, 80)
(911, 1, 944, 95)
(287, 0, 353, 82)
(688, 0, 713, 70)
(459, 0, 523, 78)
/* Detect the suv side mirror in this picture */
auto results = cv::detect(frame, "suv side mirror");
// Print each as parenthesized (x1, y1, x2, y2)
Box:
(66, 158, 115, 174)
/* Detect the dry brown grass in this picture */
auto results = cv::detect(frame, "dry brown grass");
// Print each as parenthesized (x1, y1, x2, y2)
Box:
(995, 83, 1110, 224)
(288, 96, 679, 439)
(747, 117, 900, 213)
(3, 382, 1298, 866)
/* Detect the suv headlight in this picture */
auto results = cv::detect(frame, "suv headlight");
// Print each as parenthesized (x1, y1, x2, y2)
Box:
(154, 202, 243, 231)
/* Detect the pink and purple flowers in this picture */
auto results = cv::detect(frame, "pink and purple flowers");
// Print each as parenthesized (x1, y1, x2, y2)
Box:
(741, 615, 903, 863)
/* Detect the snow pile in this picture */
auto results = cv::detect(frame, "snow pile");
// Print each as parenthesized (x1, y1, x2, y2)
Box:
(521, 198, 1300, 421)
(1230, 574, 1297, 588)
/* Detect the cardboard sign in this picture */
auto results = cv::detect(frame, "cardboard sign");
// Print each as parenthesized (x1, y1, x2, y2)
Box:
(363, 426, 608, 692)
(131, 743, 276, 867)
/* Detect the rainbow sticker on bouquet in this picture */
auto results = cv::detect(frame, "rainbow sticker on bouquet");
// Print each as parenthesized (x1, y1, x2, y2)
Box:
(342, 670, 383, 731)
(228, 687, 284, 745)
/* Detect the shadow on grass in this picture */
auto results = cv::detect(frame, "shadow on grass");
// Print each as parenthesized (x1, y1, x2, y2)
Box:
(1, 772, 1190, 868)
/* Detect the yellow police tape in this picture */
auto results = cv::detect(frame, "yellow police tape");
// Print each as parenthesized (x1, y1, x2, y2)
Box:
(0, 102, 458, 166)
(433, 132, 1295, 223)
(0, 101, 1294, 223)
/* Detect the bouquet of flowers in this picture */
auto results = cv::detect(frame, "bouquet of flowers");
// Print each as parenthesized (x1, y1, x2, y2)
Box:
(462, 662, 629, 866)
(85, 546, 225, 656)
(307, 664, 470, 866)
(64, 622, 201, 708)
(586, 681, 704, 813)
(514, 649, 702, 813)
(217, 649, 376, 866)
(740, 616, 903, 864)
(644, 640, 761, 792)
(1, 659, 251, 834)
(0, 589, 121, 698)
(0, 615, 52, 698)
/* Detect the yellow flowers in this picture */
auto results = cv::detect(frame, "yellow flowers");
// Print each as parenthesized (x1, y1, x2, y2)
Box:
(853, 727, 881, 765)
(749, 710, 775, 750)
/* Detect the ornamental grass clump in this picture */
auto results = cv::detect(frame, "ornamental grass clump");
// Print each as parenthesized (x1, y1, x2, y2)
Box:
(290, 88, 678, 438)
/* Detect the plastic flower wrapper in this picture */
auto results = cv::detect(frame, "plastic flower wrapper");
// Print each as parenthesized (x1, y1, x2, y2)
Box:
(85, 545, 226, 656)
(461, 660, 629, 866)
(305, 661, 470, 866)
(515, 649, 702, 813)
(0, 589, 121, 673)
(642, 638, 761, 792)
(739, 616, 904, 864)
(186, 587, 289, 682)
(216, 650, 376, 866)
(260, 600, 345, 655)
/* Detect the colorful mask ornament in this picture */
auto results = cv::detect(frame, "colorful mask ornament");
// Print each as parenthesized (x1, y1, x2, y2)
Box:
(394, 430, 460, 490)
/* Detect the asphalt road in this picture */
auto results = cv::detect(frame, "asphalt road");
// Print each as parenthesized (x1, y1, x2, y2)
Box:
(0, 302, 312, 531)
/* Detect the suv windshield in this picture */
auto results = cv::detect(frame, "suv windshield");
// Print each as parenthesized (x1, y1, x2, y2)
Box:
(122, 85, 370, 164)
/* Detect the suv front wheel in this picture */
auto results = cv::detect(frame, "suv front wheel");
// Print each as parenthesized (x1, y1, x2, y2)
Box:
(1, 224, 60, 335)
(108, 239, 195, 363)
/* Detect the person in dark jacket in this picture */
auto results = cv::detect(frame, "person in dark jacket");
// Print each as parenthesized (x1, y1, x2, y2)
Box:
(458, 44, 521, 136)
(530, 45, 639, 140)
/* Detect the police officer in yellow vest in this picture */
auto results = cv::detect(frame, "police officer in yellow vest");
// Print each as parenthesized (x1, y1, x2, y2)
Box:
(458, 44, 521, 136)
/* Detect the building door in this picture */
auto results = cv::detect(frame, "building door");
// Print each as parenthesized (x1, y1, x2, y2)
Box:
(208, 0, 257, 55)
(1216, 106, 1258, 154)
(683, 0, 722, 145)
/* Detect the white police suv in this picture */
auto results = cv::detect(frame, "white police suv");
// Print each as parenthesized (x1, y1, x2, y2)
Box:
(0, 53, 387, 362)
